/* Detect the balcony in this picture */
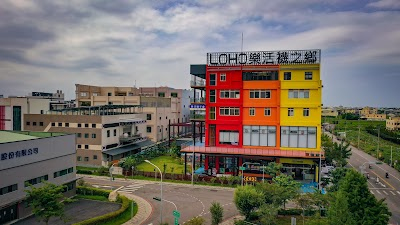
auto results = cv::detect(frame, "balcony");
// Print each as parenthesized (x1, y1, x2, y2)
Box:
(190, 79, 206, 88)
(119, 133, 145, 143)
(190, 97, 206, 104)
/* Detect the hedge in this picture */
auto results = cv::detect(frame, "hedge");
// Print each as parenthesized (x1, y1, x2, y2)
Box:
(77, 170, 94, 175)
(73, 195, 130, 225)
(76, 186, 111, 198)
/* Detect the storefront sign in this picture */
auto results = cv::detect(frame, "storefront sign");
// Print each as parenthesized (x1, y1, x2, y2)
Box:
(280, 158, 313, 165)
(244, 176, 257, 182)
(207, 50, 320, 66)
(190, 104, 206, 109)
(1, 148, 39, 161)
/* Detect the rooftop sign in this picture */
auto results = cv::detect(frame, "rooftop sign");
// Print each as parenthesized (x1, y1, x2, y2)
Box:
(207, 49, 320, 66)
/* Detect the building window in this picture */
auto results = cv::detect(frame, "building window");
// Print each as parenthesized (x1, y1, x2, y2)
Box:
(171, 92, 178, 98)
(58, 122, 62, 127)
(93, 93, 98, 96)
(289, 89, 310, 99)
(52, 122, 55, 126)
(77, 144, 81, 148)
(220, 90, 240, 99)
(305, 72, 313, 80)
(85, 145, 89, 149)
(209, 107, 216, 120)
(84, 157, 89, 162)
(264, 108, 271, 116)
(78, 123, 82, 128)
(113, 129, 117, 136)
(147, 126, 152, 133)
(220, 73, 226, 81)
(303, 108, 310, 117)
(33, 122, 37, 126)
(210, 74, 216, 86)
(84, 133, 89, 138)
(249, 90, 271, 99)
(108, 92, 112, 96)
(93, 155, 97, 160)
(242, 71, 278, 81)
(54, 167, 74, 178)
(77, 156, 82, 161)
(80, 92, 87, 97)
(249, 108, 255, 116)
(85, 123, 89, 128)
(77, 133, 81, 138)
(147, 114, 152, 120)
(39, 122, 44, 126)
(219, 130, 239, 145)
(158, 92, 165, 97)
(92, 133, 96, 138)
(288, 108, 294, 116)
(0, 184, 18, 195)
(91, 124, 95, 128)
(284, 72, 291, 80)
(107, 130, 110, 137)
(26, 121, 30, 126)
(219, 107, 240, 116)
(210, 90, 216, 103)
(243, 125, 276, 147)
(25, 175, 48, 187)
(280, 126, 317, 148)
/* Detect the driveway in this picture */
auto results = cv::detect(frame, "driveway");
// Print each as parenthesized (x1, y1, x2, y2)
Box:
(13, 199, 121, 225)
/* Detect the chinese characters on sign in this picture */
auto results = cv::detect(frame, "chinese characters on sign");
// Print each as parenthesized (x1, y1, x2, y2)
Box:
(207, 50, 320, 66)
(1, 148, 39, 161)
(189, 104, 206, 109)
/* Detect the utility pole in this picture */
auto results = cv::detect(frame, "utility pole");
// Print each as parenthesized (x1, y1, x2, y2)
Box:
(377, 127, 380, 159)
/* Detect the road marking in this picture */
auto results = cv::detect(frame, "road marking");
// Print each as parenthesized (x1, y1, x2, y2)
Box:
(370, 170, 395, 190)
(370, 190, 374, 194)
(397, 191, 400, 195)
(376, 190, 382, 194)
(390, 191, 396, 195)
(383, 190, 388, 195)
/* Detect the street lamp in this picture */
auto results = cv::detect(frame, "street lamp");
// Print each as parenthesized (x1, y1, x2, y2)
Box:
(144, 160, 163, 224)
(241, 162, 260, 186)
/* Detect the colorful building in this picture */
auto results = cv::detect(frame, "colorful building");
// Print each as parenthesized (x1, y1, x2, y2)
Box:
(183, 50, 323, 182)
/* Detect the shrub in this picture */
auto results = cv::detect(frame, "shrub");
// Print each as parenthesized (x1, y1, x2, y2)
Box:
(76, 186, 111, 198)
(73, 195, 130, 225)
(210, 202, 223, 225)
(210, 177, 217, 184)
(185, 216, 205, 225)
(77, 170, 93, 175)
(278, 208, 303, 216)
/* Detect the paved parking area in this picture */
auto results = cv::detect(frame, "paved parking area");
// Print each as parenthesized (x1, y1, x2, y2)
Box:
(13, 199, 121, 225)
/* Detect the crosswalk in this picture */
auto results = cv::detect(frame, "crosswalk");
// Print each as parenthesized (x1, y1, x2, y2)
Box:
(370, 189, 400, 196)
(117, 183, 146, 194)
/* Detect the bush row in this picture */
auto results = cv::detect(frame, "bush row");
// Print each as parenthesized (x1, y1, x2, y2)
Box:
(76, 186, 111, 198)
(73, 195, 131, 225)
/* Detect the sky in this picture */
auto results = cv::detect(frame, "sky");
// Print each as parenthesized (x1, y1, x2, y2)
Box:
(0, 0, 399, 107)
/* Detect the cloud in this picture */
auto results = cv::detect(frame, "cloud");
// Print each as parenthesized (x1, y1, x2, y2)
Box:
(0, 0, 399, 107)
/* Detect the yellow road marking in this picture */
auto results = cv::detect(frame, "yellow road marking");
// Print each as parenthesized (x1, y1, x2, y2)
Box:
(370, 170, 395, 190)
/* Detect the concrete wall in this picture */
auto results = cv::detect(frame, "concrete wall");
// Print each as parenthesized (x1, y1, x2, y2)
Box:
(0, 134, 76, 207)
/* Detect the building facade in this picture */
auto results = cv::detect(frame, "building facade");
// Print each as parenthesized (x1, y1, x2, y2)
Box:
(24, 105, 148, 167)
(0, 131, 76, 224)
(0, 97, 50, 131)
(183, 50, 323, 182)
(386, 117, 400, 131)
(75, 84, 192, 142)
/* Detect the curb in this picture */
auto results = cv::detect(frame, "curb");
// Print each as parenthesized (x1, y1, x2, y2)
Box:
(119, 193, 153, 225)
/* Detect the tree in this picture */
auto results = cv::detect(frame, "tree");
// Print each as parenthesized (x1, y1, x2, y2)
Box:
(325, 141, 352, 167)
(328, 191, 356, 225)
(328, 167, 348, 192)
(264, 162, 282, 178)
(186, 216, 205, 225)
(339, 169, 391, 225)
(258, 203, 278, 225)
(234, 185, 264, 220)
(295, 193, 315, 225)
(170, 139, 181, 158)
(255, 182, 287, 207)
(272, 175, 301, 208)
(25, 182, 71, 225)
(210, 201, 224, 225)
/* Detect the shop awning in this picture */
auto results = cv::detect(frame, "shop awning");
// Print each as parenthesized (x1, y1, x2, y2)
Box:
(103, 140, 155, 156)
(180, 146, 324, 159)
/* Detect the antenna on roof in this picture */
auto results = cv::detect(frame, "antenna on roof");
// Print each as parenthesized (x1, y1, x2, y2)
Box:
(241, 32, 244, 52)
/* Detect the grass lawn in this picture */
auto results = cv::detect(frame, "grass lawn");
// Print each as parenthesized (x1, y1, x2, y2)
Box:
(76, 194, 108, 202)
(135, 155, 191, 174)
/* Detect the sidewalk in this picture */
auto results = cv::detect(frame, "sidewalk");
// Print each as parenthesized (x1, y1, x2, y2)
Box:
(120, 193, 153, 225)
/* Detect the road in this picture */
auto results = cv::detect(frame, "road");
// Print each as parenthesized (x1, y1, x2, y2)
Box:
(327, 131, 400, 224)
(82, 176, 239, 225)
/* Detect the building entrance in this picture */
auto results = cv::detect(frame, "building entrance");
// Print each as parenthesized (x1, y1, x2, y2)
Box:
(0, 203, 18, 224)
